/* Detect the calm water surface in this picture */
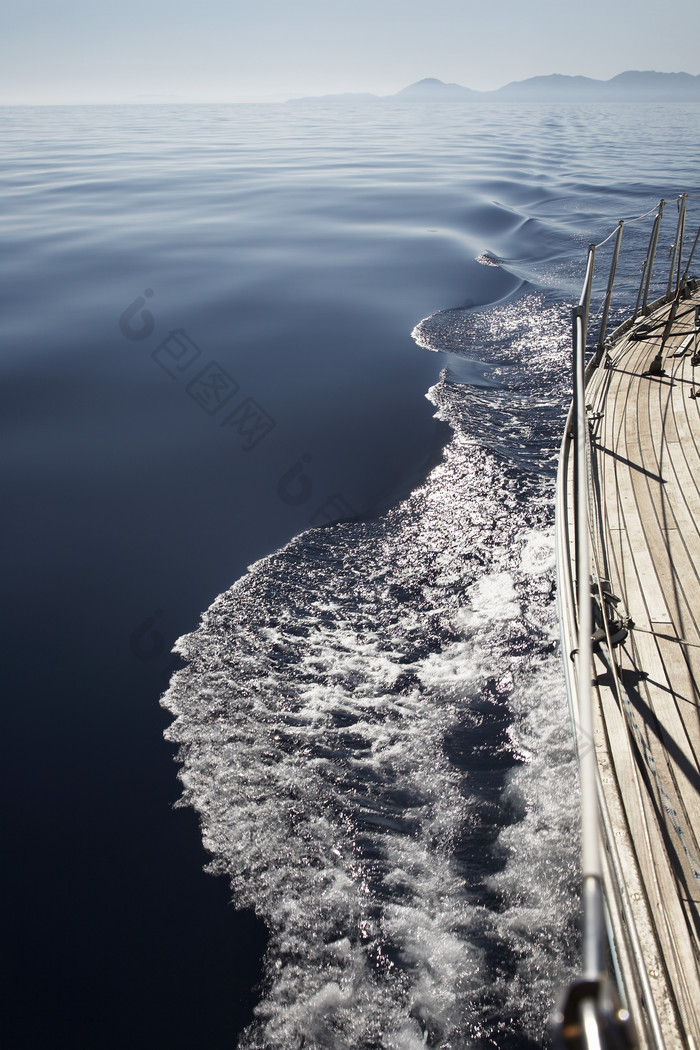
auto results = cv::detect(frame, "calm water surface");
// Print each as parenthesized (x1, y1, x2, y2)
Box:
(2, 101, 699, 1049)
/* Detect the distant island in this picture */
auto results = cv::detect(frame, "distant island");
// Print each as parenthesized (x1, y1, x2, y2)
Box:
(289, 71, 700, 104)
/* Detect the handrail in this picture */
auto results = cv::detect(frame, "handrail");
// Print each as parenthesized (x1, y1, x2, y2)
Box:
(590, 195, 698, 351)
(667, 194, 687, 297)
(572, 303, 602, 898)
(597, 222, 625, 350)
(640, 200, 664, 316)
(580, 245, 597, 345)
(555, 303, 607, 1049)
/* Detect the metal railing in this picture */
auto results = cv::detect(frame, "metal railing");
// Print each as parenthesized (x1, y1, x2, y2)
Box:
(554, 195, 700, 1050)
(588, 194, 696, 360)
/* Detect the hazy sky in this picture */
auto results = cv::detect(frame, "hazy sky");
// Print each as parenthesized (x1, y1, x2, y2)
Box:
(3, 0, 699, 104)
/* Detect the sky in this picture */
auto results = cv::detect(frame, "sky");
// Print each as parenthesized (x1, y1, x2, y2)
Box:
(2, 0, 699, 104)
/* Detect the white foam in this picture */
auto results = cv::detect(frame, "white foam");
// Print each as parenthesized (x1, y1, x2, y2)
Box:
(461, 571, 520, 625)
(520, 527, 556, 577)
(411, 320, 439, 352)
(487, 655, 580, 1028)
(161, 294, 578, 1048)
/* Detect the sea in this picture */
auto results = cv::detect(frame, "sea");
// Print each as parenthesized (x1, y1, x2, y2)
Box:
(2, 100, 699, 1050)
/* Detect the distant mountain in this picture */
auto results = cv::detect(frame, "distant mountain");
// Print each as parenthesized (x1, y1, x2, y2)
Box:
(287, 71, 700, 104)
(491, 74, 604, 100)
(605, 70, 700, 99)
(394, 77, 481, 100)
(492, 70, 700, 101)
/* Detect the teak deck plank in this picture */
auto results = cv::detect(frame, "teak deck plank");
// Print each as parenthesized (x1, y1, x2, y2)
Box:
(564, 286, 700, 1049)
(591, 654, 684, 1042)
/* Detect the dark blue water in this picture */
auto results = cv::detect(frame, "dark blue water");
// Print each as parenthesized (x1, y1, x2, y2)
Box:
(2, 101, 699, 1049)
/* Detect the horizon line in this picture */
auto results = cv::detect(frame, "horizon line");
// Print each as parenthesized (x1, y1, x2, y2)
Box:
(2, 69, 699, 107)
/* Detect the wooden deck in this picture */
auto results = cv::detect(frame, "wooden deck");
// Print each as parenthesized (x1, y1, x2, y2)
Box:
(559, 284, 700, 1049)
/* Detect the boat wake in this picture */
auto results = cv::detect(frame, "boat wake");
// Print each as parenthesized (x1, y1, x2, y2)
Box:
(162, 291, 581, 1048)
